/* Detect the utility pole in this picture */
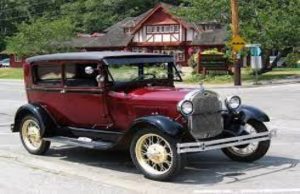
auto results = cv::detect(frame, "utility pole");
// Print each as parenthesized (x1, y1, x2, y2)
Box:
(231, 0, 242, 86)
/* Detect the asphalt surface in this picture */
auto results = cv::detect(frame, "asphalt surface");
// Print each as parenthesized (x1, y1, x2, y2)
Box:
(0, 80, 299, 194)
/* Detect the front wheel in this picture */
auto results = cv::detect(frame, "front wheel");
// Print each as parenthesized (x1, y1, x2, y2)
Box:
(222, 120, 270, 162)
(130, 128, 185, 181)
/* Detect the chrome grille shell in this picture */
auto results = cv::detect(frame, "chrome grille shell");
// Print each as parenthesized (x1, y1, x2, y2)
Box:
(179, 89, 223, 139)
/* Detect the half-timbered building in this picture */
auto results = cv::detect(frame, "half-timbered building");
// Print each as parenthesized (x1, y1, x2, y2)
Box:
(70, 3, 227, 66)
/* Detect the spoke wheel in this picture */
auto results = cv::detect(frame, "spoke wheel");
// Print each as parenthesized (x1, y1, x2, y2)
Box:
(135, 134, 173, 175)
(222, 120, 270, 162)
(22, 119, 42, 151)
(20, 116, 50, 155)
(229, 124, 259, 156)
(130, 128, 185, 181)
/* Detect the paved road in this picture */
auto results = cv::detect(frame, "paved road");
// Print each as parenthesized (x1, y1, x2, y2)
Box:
(0, 80, 299, 194)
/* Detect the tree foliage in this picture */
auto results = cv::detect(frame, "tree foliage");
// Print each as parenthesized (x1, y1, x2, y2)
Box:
(1, 0, 181, 55)
(176, 0, 300, 50)
(1, 0, 299, 56)
(6, 18, 75, 56)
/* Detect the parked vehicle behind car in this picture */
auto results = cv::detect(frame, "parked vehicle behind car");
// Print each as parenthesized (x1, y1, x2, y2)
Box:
(0, 58, 10, 67)
(11, 52, 275, 181)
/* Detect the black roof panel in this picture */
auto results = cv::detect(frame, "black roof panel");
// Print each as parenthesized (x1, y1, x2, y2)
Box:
(26, 51, 173, 64)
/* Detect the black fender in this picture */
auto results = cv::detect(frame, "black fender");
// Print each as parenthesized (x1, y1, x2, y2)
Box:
(12, 103, 57, 137)
(129, 115, 185, 138)
(238, 105, 270, 123)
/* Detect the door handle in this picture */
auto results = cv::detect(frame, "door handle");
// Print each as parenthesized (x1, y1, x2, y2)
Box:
(60, 89, 66, 94)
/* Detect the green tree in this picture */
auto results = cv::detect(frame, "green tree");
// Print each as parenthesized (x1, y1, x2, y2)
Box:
(6, 18, 75, 56)
(176, 0, 300, 50)
(0, 0, 67, 51)
(61, 0, 182, 33)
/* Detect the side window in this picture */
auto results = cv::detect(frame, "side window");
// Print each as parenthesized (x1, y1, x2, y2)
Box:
(64, 63, 98, 87)
(33, 64, 62, 86)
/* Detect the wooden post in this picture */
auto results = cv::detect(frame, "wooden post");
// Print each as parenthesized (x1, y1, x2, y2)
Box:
(231, 0, 242, 86)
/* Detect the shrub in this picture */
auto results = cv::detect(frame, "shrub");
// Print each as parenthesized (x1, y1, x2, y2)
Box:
(286, 52, 300, 68)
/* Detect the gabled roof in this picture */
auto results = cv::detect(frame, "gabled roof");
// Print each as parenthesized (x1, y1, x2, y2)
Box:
(131, 3, 192, 34)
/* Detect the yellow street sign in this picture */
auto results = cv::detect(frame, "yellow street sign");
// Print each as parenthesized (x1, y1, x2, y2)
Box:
(230, 35, 246, 52)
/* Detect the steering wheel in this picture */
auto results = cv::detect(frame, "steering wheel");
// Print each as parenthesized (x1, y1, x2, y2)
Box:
(133, 73, 156, 81)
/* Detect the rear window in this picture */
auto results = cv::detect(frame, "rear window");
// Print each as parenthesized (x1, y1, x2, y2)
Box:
(33, 64, 62, 86)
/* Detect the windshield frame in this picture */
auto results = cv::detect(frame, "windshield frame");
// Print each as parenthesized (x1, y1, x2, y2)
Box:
(106, 62, 182, 84)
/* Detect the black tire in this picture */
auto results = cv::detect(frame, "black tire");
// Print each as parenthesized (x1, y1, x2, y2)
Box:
(222, 120, 270, 162)
(19, 115, 50, 155)
(130, 128, 186, 181)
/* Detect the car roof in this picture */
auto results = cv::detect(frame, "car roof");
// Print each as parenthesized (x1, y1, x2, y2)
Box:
(26, 51, 173, 64)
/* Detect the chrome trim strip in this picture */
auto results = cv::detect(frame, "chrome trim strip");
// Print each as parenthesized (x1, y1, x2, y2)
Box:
(177, 130, 276, 154)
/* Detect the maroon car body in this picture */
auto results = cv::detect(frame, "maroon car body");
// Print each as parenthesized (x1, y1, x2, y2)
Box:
(12, 52, 274, 181)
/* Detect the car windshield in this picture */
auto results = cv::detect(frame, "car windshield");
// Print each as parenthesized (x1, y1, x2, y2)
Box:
(2, 59, 9, 62)
(107, 62, 181, 83)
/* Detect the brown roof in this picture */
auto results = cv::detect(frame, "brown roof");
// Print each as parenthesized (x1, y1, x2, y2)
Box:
(191, 28, 228, 46)
(69, 17, 134, 48)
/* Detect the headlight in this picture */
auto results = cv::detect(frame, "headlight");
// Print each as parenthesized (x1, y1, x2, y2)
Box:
(225, 96, 241, 110)
(179, 100, 193, 115)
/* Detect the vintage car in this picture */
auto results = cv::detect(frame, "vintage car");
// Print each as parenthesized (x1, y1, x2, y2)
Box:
(12, 52, 275, 181)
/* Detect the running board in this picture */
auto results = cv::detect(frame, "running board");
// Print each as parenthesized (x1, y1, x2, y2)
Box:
(177, 130, 276, 154)
(43, 136, 114, 150)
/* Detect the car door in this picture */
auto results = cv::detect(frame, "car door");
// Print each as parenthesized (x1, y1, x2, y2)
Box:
(29, 62, 66, 125)
(60, 61, 110, 129)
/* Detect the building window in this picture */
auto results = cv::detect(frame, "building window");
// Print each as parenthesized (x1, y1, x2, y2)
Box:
(174, 25, 180, 32)
(164, 26, 170, 33)
(14, 55, 22, 62)
(176, 51, 185, 62)
(146, 26, 154, 33)
(146, 25, 180, 34)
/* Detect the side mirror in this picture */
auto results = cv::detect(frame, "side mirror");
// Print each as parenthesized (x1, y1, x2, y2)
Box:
(85, 66, 94, 75)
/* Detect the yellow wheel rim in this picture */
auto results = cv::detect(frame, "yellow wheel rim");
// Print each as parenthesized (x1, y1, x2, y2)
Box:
(135, 133, 173, 175)
(21, 119, 42, 151)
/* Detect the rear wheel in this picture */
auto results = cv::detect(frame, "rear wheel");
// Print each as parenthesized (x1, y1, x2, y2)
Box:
(222, 120, 270, 162)
(130, 128, 185, 181)
(20, 115, 50, 155)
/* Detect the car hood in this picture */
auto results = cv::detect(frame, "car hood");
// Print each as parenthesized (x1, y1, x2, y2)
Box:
(128, 86, 193, 102)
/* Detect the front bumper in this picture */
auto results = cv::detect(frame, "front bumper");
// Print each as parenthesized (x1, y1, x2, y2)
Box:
(177, 130, 276, 154)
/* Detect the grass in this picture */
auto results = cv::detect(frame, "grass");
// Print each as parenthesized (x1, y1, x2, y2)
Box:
(0, 68, 23, 79)
(183, 67, 300, 84)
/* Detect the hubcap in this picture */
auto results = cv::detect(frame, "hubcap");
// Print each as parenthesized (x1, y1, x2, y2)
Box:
(135, 134, 173, 175)
(229, 124, 259, 156)
(21, 119, 42, 151)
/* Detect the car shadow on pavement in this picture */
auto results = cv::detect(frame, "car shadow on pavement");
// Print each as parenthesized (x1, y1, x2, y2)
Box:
(46, 146, 299, 184)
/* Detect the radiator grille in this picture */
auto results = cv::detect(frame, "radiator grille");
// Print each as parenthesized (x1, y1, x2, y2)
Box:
(188, 91, 223, 139)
